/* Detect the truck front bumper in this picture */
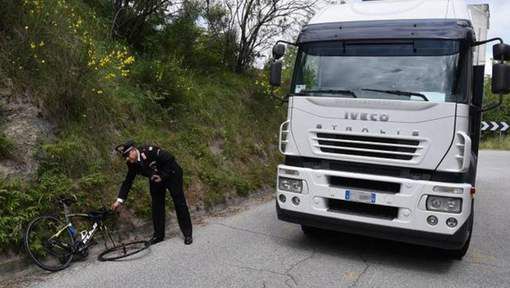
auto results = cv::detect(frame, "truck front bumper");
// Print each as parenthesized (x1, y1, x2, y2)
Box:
(277, 201, 471, 250)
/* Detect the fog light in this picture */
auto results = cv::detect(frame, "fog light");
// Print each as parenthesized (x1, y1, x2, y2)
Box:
(292, 196, 300, 206)
(446, 217, 458, 228)
(279, 194, 286, 203)
(427, 215, 438, 226)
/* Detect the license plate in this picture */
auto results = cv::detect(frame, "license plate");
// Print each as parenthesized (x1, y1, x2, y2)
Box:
(345, 190, 376, 204)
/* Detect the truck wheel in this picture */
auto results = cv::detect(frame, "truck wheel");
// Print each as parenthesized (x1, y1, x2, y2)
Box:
(445, 229, 471, 260)
(444, 211, 473, 260)
(301, 225, 320, 236)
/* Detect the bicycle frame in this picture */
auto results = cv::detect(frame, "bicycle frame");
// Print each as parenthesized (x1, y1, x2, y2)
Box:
(25, 199, 150, 271)
(52, 203, 118, 254)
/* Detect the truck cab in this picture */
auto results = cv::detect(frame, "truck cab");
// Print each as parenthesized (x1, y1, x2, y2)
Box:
(270, 0, 510, 258)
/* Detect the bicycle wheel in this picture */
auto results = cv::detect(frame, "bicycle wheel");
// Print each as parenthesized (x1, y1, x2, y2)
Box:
(24, 215, 74, 271)
(97, 240, 150, 261)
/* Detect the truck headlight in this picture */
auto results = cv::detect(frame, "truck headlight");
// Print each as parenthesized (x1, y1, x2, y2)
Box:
(426, 196, 462, 213)
(278, 177, 303, 193)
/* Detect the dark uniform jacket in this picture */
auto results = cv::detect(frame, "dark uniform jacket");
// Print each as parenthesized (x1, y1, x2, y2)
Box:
(117, 145, 179, 201)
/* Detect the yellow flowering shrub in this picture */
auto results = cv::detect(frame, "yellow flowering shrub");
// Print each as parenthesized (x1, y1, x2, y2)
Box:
(22, 0, 135, 82)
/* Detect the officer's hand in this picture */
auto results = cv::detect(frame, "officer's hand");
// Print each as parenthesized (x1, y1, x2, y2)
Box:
(151, 175, 162, 183)
(111, 201, 123, 211)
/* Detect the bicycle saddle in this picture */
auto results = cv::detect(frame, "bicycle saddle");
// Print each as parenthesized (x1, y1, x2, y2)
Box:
(57, 196, 77, 206)
(87, 208, 113, 220)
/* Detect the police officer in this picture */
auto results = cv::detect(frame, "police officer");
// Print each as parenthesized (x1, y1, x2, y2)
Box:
(112, 140, 193, 245)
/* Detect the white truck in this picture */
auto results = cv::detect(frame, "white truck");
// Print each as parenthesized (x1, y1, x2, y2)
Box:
(269, 0, 510, 258)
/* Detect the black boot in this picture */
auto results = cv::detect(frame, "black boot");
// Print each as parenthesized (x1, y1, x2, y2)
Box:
(149, 235, 164, 245)
(184, 235, 193, 245)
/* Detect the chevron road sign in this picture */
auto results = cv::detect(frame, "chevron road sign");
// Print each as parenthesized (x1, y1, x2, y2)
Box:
(481, 121, 509, 132)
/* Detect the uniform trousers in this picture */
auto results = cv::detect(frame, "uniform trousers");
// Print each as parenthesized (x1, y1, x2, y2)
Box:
(149, 165, 192, 238)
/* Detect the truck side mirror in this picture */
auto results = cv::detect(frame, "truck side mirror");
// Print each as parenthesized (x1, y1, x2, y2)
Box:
(493, 43, 510, 61)
(492, 43, 510, 94)
(491, 64, 510, 94)
(269, 61, 282, 87)
(272, 44, 286, 60)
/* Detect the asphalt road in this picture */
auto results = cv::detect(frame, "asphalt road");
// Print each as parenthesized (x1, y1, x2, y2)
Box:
(24, 150, 510, 288)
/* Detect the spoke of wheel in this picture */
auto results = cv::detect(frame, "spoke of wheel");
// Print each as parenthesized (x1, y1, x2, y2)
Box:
(25, 216, 74, 271)
(98, 241, 150, 261)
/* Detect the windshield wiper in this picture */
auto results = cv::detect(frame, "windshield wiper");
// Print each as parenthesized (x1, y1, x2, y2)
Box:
(296, 89, 357, 98)
(361, 88, 429, 101)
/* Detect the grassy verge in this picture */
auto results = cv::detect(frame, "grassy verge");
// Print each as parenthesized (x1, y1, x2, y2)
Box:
(480, 137, 510, 150)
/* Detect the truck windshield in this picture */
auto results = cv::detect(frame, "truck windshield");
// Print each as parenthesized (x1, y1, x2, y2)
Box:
(292, 40, 463, 103)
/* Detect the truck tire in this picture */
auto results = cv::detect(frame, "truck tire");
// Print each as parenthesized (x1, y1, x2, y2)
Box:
(443, 203, 474, 260)
(301, 225, 321, 236)
(444, 225, 472, 260)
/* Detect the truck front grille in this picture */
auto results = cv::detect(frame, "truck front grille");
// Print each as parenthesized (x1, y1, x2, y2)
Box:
(313, 132, 423, 161)
(327, 198, 398, 220)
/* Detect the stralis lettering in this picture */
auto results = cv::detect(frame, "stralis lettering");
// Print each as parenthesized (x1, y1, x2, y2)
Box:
(315, 124, 420, 137)
(344, 112, 389, 122)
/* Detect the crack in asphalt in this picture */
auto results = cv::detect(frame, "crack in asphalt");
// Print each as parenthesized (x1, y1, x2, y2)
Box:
(284, 277, 297, 288)
(230, 264, 288, 278)
(229, 256, 315, 288)
(216, 220, 318, 288)
(227, 246, 317, 288)
(348, 254, 370, 288)
(230, 263, 300, 288)
(283, 249, 316, 288)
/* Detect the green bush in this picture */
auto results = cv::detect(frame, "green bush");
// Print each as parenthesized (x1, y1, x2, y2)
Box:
(130, 56, 191, 107)
(482, 81, 510, 125)
(480, 78, 510, 149)
(480, 137, 510, 150)
(0, 173, 74, 250)
(37, 135, 105, 178)
(0, 180, 36, 249)
(0, 133, 14, 158)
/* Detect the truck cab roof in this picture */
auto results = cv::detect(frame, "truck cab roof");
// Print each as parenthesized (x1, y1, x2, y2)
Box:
(302, 0, 489, 64)
(310, 0, 472, 25)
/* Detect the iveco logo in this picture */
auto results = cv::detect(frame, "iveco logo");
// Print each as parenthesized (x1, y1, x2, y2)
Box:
(344, 112, 389, 122)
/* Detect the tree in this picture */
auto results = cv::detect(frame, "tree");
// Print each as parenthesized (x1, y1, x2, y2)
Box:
(482, 77, 510, 125)
(112, 0, 172, 46)
(201, 1, 239, 69)
(224, 0, 317, 73)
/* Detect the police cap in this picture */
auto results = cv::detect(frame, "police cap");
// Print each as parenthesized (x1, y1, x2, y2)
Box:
(115, 140, 136, 157)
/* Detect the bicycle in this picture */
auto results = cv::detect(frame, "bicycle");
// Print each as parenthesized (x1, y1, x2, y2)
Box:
(23, 195, 151, 272)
